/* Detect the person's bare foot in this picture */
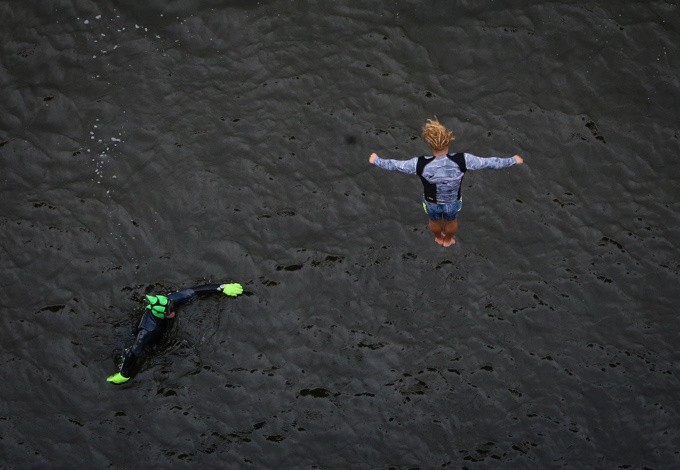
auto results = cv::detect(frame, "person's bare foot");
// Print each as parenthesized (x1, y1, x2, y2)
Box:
(442, 237, 456, 247)
(435, 236, 445, 246)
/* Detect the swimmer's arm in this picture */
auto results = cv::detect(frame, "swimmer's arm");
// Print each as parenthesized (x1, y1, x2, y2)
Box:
(167, 284, 223, 306)
(465, 153, 524, 170)
(369, 153, 418, 174)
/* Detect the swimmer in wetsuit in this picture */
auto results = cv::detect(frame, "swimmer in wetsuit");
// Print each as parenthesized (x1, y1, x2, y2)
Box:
(106, 282, 244, 384)
(369, 117, 524, 247)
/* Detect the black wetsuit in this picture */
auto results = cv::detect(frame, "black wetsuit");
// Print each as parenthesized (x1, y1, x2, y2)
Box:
(119, 284, 222, 377)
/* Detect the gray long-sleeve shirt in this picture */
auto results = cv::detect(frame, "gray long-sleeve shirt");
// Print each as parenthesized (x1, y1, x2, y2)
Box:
(374, 153, 516, 204)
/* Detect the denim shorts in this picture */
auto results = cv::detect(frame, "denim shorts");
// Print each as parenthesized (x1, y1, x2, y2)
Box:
(422, 198, 462, 221)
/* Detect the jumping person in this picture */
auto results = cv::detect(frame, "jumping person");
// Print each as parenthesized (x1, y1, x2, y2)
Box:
(368, 118, 524, 247)
(106, 282, 244, 384)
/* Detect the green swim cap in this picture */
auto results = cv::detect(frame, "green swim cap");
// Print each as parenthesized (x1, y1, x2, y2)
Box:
(145, 294, 169, 318)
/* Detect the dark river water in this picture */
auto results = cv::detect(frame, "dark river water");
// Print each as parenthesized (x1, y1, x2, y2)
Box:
(1, 0, 679, 468)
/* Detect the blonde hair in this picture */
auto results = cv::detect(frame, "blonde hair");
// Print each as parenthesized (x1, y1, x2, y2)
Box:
(422, 118, 454, 151)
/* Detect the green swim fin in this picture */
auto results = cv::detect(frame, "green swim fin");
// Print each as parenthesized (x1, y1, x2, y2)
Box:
(106, 372, 130, 384)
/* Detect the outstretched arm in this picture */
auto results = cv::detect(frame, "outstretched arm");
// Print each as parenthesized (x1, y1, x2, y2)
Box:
(465, 153, 524, 170)
(369, 153, 418, 174)
(167, 282, 243, 308)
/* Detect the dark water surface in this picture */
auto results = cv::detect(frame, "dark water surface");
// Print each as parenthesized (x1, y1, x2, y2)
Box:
(2, 0, 679, 468)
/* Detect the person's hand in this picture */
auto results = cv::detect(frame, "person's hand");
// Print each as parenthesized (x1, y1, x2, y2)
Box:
(369, 153, 379, 164)
(220, 283, 243, 297)
(513, 155, 524, 165)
